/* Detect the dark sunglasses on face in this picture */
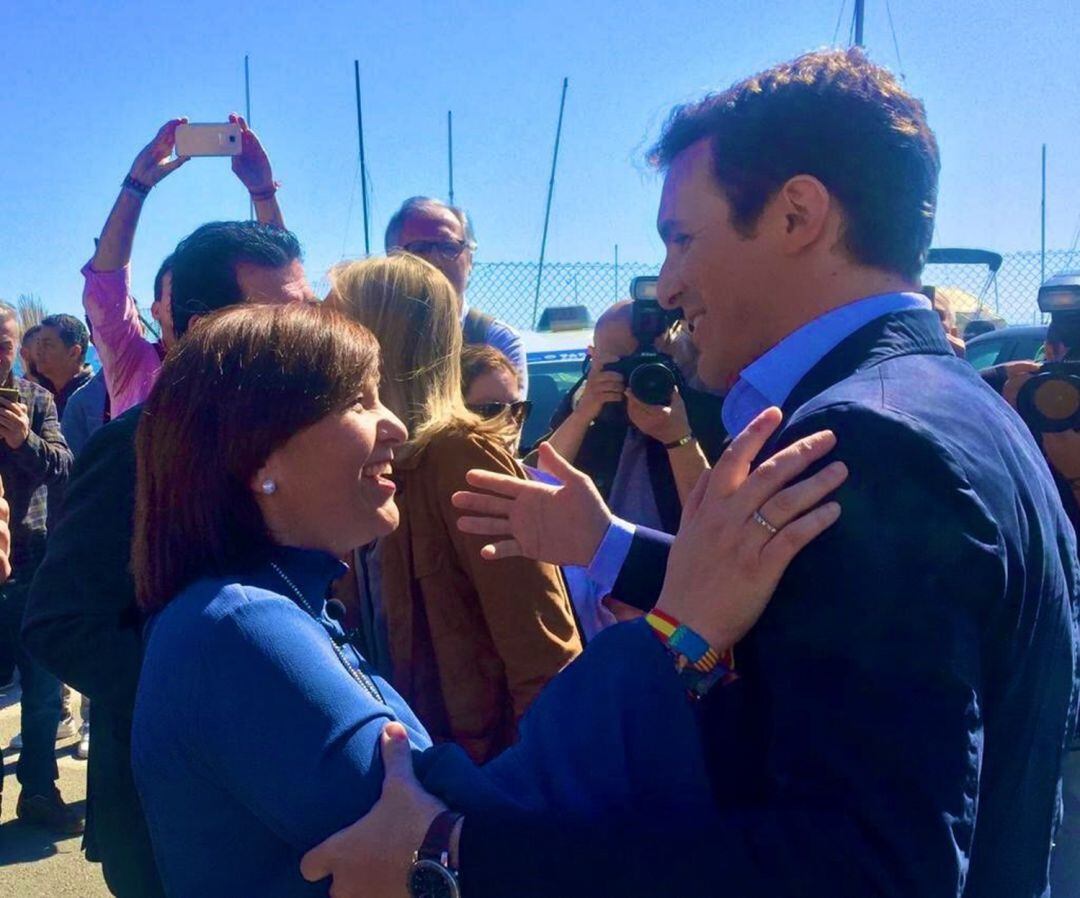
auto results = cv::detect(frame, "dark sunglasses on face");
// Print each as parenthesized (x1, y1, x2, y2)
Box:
(401, 238, 476, 261)
(467, 400, 532, 424)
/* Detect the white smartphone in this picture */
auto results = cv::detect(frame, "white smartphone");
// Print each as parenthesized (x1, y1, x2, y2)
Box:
(175, 123, 242, 157)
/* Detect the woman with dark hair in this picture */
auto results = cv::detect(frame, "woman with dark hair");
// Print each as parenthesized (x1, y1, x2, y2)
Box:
(131, 301, 845, 897)
(132, 302, 415, 895)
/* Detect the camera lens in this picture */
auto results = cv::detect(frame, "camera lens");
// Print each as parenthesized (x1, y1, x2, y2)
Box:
(1017, 368, 1080, 433)
(1032, 378, 1080, 430)
(629, 363, 676, 406)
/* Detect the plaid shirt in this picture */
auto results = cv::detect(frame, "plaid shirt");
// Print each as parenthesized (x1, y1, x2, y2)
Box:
(0, 375, 72, 577)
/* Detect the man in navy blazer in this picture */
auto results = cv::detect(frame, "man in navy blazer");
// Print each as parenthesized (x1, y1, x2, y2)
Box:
(304, 49, 1080, 898)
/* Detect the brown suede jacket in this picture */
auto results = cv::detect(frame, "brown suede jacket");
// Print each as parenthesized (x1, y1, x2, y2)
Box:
(381, 427, 583, 764)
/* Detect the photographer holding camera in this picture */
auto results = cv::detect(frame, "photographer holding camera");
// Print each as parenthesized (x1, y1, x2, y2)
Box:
(984, 278, 1080, 536)
(536, 294, 725, 534)
(983, 278, 1080, 894)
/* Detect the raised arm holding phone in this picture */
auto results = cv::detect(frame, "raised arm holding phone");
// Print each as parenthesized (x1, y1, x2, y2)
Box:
(83, 113, 285, 415)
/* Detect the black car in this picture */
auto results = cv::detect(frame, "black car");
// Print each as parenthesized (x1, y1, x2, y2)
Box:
(965, 325, 1047, 369)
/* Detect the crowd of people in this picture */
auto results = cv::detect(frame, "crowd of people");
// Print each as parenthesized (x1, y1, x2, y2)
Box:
(0, 46, 1077, 898)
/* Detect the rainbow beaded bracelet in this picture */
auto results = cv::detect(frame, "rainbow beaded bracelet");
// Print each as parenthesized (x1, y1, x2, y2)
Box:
(645, 609, 737, 699)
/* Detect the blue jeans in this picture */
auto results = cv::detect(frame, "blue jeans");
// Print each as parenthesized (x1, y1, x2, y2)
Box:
(0, 576, 61, 797)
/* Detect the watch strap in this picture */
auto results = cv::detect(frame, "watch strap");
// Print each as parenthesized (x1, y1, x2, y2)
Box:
(418, 810, 464, 865)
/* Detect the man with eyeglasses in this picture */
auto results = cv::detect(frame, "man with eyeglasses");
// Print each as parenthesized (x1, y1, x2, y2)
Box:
(385, 197, 528, 394)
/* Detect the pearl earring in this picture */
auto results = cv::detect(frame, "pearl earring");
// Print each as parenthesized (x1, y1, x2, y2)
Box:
(260, 479, 277, 495)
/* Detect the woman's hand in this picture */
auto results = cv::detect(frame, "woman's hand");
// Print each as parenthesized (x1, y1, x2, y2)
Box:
(655, 408, 846, 652)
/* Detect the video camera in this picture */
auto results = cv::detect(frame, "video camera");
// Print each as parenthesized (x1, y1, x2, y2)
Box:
(601, 276, 683, 406)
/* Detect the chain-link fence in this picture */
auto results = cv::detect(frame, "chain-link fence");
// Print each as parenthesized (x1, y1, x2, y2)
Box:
(469, 261, 660, 331)
(468, 250, 1080, 331)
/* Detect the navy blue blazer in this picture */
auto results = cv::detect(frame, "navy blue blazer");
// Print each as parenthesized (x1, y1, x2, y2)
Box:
(459, 309, 1080, 898)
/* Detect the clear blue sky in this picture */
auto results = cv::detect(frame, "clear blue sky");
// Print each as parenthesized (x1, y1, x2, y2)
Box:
(3, 0, 1079, 318)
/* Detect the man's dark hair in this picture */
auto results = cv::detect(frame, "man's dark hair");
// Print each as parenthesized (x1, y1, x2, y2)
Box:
(153, 253, 175, 305)
(40, 313, 90, 364)
(1047, 313, 1080, 360)
(169, 222, 303, 338)
(650, 48, 939, 280)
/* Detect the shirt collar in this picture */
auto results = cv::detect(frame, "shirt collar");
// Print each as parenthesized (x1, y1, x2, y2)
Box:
(721, 292, 930, 436)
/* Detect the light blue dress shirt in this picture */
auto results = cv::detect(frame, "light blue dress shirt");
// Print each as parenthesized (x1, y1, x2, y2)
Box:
(587, 292, 932, 590)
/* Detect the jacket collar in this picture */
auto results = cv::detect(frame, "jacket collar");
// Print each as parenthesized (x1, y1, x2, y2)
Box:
(782, 308, 952, 417)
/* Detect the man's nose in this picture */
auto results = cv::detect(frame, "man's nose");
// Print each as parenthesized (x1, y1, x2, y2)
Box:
(657, 262, 681, 311)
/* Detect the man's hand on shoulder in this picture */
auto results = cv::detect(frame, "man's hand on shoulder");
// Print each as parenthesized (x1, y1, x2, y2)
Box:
(300, 723, 448, 898)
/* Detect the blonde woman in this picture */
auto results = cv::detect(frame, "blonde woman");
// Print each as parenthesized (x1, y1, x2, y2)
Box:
(327, 254, 582, 764)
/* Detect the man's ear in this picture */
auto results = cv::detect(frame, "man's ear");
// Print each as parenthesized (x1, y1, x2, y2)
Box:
(775, 175, 833, 254)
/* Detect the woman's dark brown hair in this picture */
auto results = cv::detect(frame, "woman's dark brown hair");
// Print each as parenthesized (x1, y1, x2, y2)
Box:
(133, 302, 380, 613)
(460, 344, 521, 399)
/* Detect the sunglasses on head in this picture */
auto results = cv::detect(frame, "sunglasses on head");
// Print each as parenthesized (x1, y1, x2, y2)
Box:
(467, 400, 532, 423)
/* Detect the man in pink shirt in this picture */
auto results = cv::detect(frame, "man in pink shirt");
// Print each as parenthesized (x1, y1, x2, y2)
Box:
(82, 114, 286, 416)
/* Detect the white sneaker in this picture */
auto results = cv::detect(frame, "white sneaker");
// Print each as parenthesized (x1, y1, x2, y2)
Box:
(75, 724, 89, 760)
(9, 715, 78, 749)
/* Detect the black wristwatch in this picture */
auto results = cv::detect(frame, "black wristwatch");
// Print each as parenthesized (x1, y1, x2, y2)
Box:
(407, 810, 463, 898)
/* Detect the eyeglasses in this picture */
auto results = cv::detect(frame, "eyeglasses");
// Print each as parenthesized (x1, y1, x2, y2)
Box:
(401, 239, 476, 261)
(467, 400, 532, 424)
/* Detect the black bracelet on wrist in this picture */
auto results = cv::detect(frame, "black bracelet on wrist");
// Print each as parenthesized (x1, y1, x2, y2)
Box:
(122, 175, 151, 197)
(663, 434, 694, 450)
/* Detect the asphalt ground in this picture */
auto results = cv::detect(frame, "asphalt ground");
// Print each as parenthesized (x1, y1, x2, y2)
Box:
(0, 681, 110, 897)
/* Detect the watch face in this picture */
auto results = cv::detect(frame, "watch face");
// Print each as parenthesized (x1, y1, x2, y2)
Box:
(408, 859, 460, 898)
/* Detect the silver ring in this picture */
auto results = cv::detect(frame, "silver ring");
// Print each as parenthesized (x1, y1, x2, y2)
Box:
(753, 510, 779, 537)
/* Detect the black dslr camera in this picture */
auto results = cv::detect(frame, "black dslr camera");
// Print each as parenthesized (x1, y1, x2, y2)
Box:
(1015, 361, 1080, 432)
(1020, 274, 1080, 432)
(985, 273, 1080, 433)
(602, 277, 683, 405)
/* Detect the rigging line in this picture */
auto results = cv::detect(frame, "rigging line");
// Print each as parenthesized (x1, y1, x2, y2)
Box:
(364, 167, 376, 232)
(884, 0, 907, 79)
(848, 7, 857, 47)
(340, 154, 361, 260)
(832, 0, 849, 45)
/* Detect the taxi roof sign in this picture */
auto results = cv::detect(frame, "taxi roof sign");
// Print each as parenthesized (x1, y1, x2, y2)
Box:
(536, 305, 591, 332)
